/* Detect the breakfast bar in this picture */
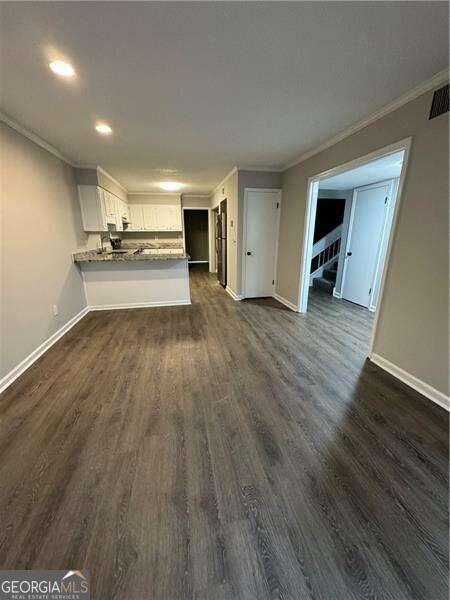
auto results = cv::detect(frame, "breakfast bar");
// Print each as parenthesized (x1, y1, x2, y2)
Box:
(73, 246, 191, 310)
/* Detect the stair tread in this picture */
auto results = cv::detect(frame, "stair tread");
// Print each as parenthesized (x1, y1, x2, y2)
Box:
(312, 276, 334, 295)
(323, 267, 337, 283)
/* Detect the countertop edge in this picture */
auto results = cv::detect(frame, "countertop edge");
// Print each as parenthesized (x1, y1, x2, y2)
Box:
(73, 255, 190, 264)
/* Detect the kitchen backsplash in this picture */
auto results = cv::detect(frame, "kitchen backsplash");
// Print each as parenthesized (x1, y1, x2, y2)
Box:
(119, 231, 183, 243)
(78, 230, 183, 252)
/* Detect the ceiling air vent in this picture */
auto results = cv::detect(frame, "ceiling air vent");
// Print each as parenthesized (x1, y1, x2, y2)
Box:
(429, 84, 449, 120)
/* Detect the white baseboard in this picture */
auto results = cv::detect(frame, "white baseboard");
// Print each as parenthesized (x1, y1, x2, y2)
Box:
(332, 289, 342, 299)
(0, 306, 90, 394)
(370, 353, 449, 412)
(226, 287, 244, 301)
(89, 299, 191, 311)
(0, 298, 194, 394)
(273, 293, 298, 312)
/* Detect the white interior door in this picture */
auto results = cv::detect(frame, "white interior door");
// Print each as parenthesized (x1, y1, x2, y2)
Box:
(342, 182, 390, 308)
(244, 190, 280, 298)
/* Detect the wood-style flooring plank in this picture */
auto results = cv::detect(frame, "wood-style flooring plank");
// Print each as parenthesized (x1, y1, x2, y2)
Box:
(0, 266, 447, 600)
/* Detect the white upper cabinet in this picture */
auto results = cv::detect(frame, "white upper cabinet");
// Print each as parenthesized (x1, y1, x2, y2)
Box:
(78, 185, 130, 232)
(129, 203, 144, 230)
(168, 205, 182, 230)
(122, 201, 130, 224)
(114, 198, 131, 231)
(156, 206, 171, 230)
(78, 188, 181, 233)
(103, 192, 117, 223)
(142, 205, 159, 230)
(128, 203, 182, 231)
(78, 185, 108, 231)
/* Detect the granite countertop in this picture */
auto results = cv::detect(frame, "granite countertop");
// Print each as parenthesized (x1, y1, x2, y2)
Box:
(73, 247, 189, 263)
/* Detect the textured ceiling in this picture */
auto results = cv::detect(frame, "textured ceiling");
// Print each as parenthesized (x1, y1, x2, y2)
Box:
(1, 2, 448, 192)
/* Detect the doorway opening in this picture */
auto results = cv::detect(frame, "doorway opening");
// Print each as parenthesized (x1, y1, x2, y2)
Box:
(183, 208, 210, 269)
(210, 206, 219, 274)
(298, 138, 411, 355)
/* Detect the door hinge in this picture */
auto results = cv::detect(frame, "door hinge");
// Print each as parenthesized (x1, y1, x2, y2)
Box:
(369, 288, 372, 295)
(385, 197, 388, 204)
(272, 279, 275, 285)
(276, 202, 279, 209)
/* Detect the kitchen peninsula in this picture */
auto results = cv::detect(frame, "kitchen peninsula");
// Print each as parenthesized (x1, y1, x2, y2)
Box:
(73, 243, 191, 310)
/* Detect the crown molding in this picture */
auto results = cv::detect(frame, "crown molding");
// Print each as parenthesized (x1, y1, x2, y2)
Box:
(74, 163, 97, 169)
(96, 166, 127, 193)
(0, 111, 128, 191)
(4, 69, 447, 193)
(283, 69, 449, 171)
(181, 193, 211, 198)
(0, 110, 76, 166)
(210, 164, 283, 195)
(127, 191, 182, 196)
(237, 165, 283, 172)
(211, 166, 238, 196)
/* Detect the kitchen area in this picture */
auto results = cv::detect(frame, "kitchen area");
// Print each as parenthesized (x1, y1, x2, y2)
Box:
(73, 169, 191, 309)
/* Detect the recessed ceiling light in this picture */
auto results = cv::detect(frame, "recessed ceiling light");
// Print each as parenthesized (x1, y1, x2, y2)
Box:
(49, 60, 75, 78)
(95, 122, 113, 135)
(159, 181, 183, 191)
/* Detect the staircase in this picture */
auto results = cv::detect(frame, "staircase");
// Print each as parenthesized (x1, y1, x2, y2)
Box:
(309, 224, 342, 295)
(312, 260, 338, 294)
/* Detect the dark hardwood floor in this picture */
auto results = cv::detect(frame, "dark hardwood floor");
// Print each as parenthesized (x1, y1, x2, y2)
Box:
(0, 265, 448, 600)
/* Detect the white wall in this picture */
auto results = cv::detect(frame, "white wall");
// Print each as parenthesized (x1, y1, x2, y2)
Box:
(1, 123, 89, 380)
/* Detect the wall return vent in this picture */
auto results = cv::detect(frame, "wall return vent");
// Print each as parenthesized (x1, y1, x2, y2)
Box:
(429, 84, 449, 120)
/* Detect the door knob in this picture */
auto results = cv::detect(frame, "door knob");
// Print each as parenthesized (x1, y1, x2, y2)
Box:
(346, 252, 352, 257)
(246, 251, 252, 256)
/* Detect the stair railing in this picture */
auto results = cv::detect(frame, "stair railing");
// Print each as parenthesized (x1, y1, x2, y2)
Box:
(309, 224, 342, 284)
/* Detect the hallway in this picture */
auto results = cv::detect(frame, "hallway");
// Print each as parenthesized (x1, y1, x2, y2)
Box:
(0, 266, 448, 599)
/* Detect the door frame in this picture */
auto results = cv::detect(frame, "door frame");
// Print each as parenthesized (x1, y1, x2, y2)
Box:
(298, 137, 412, 357)
(242, 188, 282, 299)
(210, 207, 219, 273)
(340, 179, 396, 311)
(182, 207, 212, 269)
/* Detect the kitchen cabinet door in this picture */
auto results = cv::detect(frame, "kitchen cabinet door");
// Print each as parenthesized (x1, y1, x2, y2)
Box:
(129, 203, 144, 231)
(114, 198, 123, 231)
(155, 206, 171, 230)
(156, 205, 182, 231)
(169, 205, 182, 230)
(122, 201, 130, 222)
(78, 185, 108, 231)
(143, 205, 159, 230)
(104, 192, 116, 222)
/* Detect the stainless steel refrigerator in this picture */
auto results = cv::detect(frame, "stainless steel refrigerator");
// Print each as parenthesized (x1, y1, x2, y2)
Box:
(216, 200, 227, 287)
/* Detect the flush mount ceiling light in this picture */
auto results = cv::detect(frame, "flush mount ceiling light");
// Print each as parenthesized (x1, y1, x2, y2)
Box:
(95, 122, 113, 135)
(49, 60, 75, 78)
(158, 181, 183, 191)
